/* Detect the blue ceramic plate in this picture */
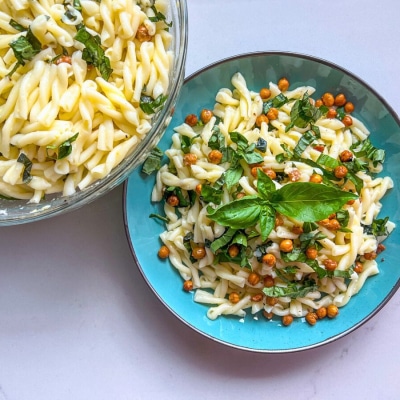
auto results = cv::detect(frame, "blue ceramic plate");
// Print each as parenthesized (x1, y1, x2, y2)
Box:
(123, 52, 400, 352)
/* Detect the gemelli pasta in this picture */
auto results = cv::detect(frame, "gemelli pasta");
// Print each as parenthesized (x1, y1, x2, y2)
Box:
(0, 0, 174, 202)
(150, 72, 395, 327)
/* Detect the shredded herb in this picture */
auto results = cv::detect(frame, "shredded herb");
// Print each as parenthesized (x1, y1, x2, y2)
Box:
(9, 19, 27, 32)
(46, 133, 79, 160)
(17, 153, 33, 183)
(9, 28, 41, 67)
(140, 94, 168, 114)
(142, 147, 164, 175)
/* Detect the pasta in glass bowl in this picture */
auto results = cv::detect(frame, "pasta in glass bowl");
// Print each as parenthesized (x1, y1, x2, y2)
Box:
(0, 0, 188, 225)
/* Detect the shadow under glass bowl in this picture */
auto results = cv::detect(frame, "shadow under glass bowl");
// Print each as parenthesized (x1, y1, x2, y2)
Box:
(0, 0, 188, 226)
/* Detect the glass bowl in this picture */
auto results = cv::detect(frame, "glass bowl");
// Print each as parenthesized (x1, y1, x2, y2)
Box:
(0, 0, 188, 226)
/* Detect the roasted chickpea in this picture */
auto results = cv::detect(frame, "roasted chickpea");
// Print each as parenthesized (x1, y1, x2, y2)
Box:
(200, 108, 213, 124)
(377, 243, 386, 254)
(263, 310, 273, 320)
(183, 153, 197, 166)
(259, 87, 271, 99)
(278, 77, 289, 92)
(316, 307, 327, 319)
(327, 304, 339, 318)
(195, 184, 202, 195)
(315, 99, 323, 108)
(275, 214, 284, 227)
(256, 114, 269, 127)
(342, 115, 353, 127)
(280, 239, 293, 253)
(228, 244, 240, 258)
(339, 150, 353, 162)
(364, 251, 377, 260)
(323, 258, 338, 271)
(262, 167, 277, 180)
(309, 173, 323, 183)
(282, 315, 294, 326)
(166, 195, 179, 207)
(288, 168, 301, 182)
(334, 93, 347, 107)
(183, 280, 193, 292)
(262, 253, 276, 266)
(136, 24, 152, 42)
(313, 144, 325, 152)
(229, 292, 240, 304)
(334, 165, 348, 179)
(55, 55, 72, 65)
(266, 296, 278, 306)
(184, 114, 198, 127)
(306, 247, 318, 260)
(326, 108, 337, 119)
(158, 245, 170, 259)
(248, 272, 261, 286)
(208, 149, 223, 164)
(266, 107, 279, 120)
(322, 92, 335, 107)
(264, 275, 275, 287)
(305, 312, 318, 326)
(344, 101, 355, 113)
(354, 261, 363, 273)
(251, 293, 263, 302)
(191, 246, 206, 260)
(292, 225, 303, 235)
(251, 166, 263, 177)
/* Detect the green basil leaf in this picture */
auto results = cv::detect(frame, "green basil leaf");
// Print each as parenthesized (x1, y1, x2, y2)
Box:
(9, 19, 27, 32)
(210, 228, 237, 253)
(270, 182, 358, 222)
(242, 151, 263, 165)
(9, 28, 41, 66)
(208, 130, 225, 150)
(230, 131, 248, 152)
(256, 169, 276, 199)
(17, 153, 33, 183)
(294, 129, 320, 158)
(180, 135, 191, 154)
(142, 147, 163, 175)
(224, 164, 243, 190)
(263, 279, 318, 299)
(263, 93, 288, 113)
(46, 132, 78, 160)
(259, 205, 276, 241)
(200, 185, 223, 204)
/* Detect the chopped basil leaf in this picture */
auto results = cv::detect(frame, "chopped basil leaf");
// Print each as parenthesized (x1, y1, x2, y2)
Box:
(140, 94, 167, 114)
(263, 93, 288, 114)
(352, 138, 385, 167)
(9, 28, 41, 66)
(200, 184, 223, 204)
(142, 147, 164, 175)
(149, 213, 169, 223)
(46, 133, 79, 160)
(17, 153, 33, 183)
(364, 216, 390, 237)
(286, 92, 322, 132)
(256, 137, 267, 153)
(263, 279, 318, 299)
(149, 6, 173, 28)
(9, 19, 27, 32)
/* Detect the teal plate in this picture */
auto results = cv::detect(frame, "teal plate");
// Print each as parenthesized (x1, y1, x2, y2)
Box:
(123, 52, 400, 352)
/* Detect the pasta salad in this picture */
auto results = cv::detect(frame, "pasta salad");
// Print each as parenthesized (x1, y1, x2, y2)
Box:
(147, 72, 395, 327)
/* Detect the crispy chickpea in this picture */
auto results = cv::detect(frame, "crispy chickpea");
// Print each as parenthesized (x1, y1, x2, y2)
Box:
(166, 195, 179, 207)
(251, 293, 263, 302)
(266, 296, 278, 306)
(282, 315, 294, 326)
(184, 114, 198, 127)
(263, 310, 273, 320)
(183, 280, 193, 292)
(322, 92, 335, 107)
(259, 87, 271, 100)
(236, 192, 246, 199)
(309, 173, 323, 183)
(313, 144, 325, 152)
(228, 244, 240, 258)
(305, 312, 318, 326)
(158, 245, 170, 259)
(55, 55, 72, 65)
(342, 115, 353, 127)
(316, 307, 327, 319)
(229, 292, 240, 304)
(339, 149, 353, 162)
(354, 261, 363, 273)
(278, 77, 290, 92)
(326, 219, 340, 230)
(288, 168, 301, 182)
(275, 214, 284, 227)
(195, 184, 202, 195)
(324, 258, 338, 271)
(248, 272, 261, 286)
(266, 107, 279, 120)
(327, 304, 339, 318)
(262, 253, 276, 267)
(191, 246, 206, 260)
(280, 239, 293, 253)
(334, 93, 347, 107)
(264, 275, 275, 288)
(334, 165, 348, 179)
(364, 251, 377, 260)
(208, 149, 223, 164)
(136, 24, 152, 42)
(251, 166, 263, 177)
(262, 167, 277, 180)
(344, 101, 355, 113)
(183, 153, 197, 166)
(256, 114, 269, 127)
(292, 225, 303, 235)
(306, 247, 318, 260)
(315, 99, 323, 108)
(326, 108, 337, 119)
(200, 108, 213, 124)
(377, 243, 386, 254)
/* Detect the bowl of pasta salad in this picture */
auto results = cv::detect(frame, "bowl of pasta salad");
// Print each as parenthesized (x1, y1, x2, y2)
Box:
(0, 0, 187, 225)
(124, 52, 400, 352)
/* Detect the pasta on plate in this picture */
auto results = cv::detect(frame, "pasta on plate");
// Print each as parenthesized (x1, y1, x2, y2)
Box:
(0, 0, 173, 202)
(150, 72, 395, 326)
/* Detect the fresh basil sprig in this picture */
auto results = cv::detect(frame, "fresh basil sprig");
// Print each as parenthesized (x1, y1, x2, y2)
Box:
(207, 169, 358, 241)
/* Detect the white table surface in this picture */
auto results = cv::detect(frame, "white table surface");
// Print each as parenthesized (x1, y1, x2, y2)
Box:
(1, 1, 399, 399)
